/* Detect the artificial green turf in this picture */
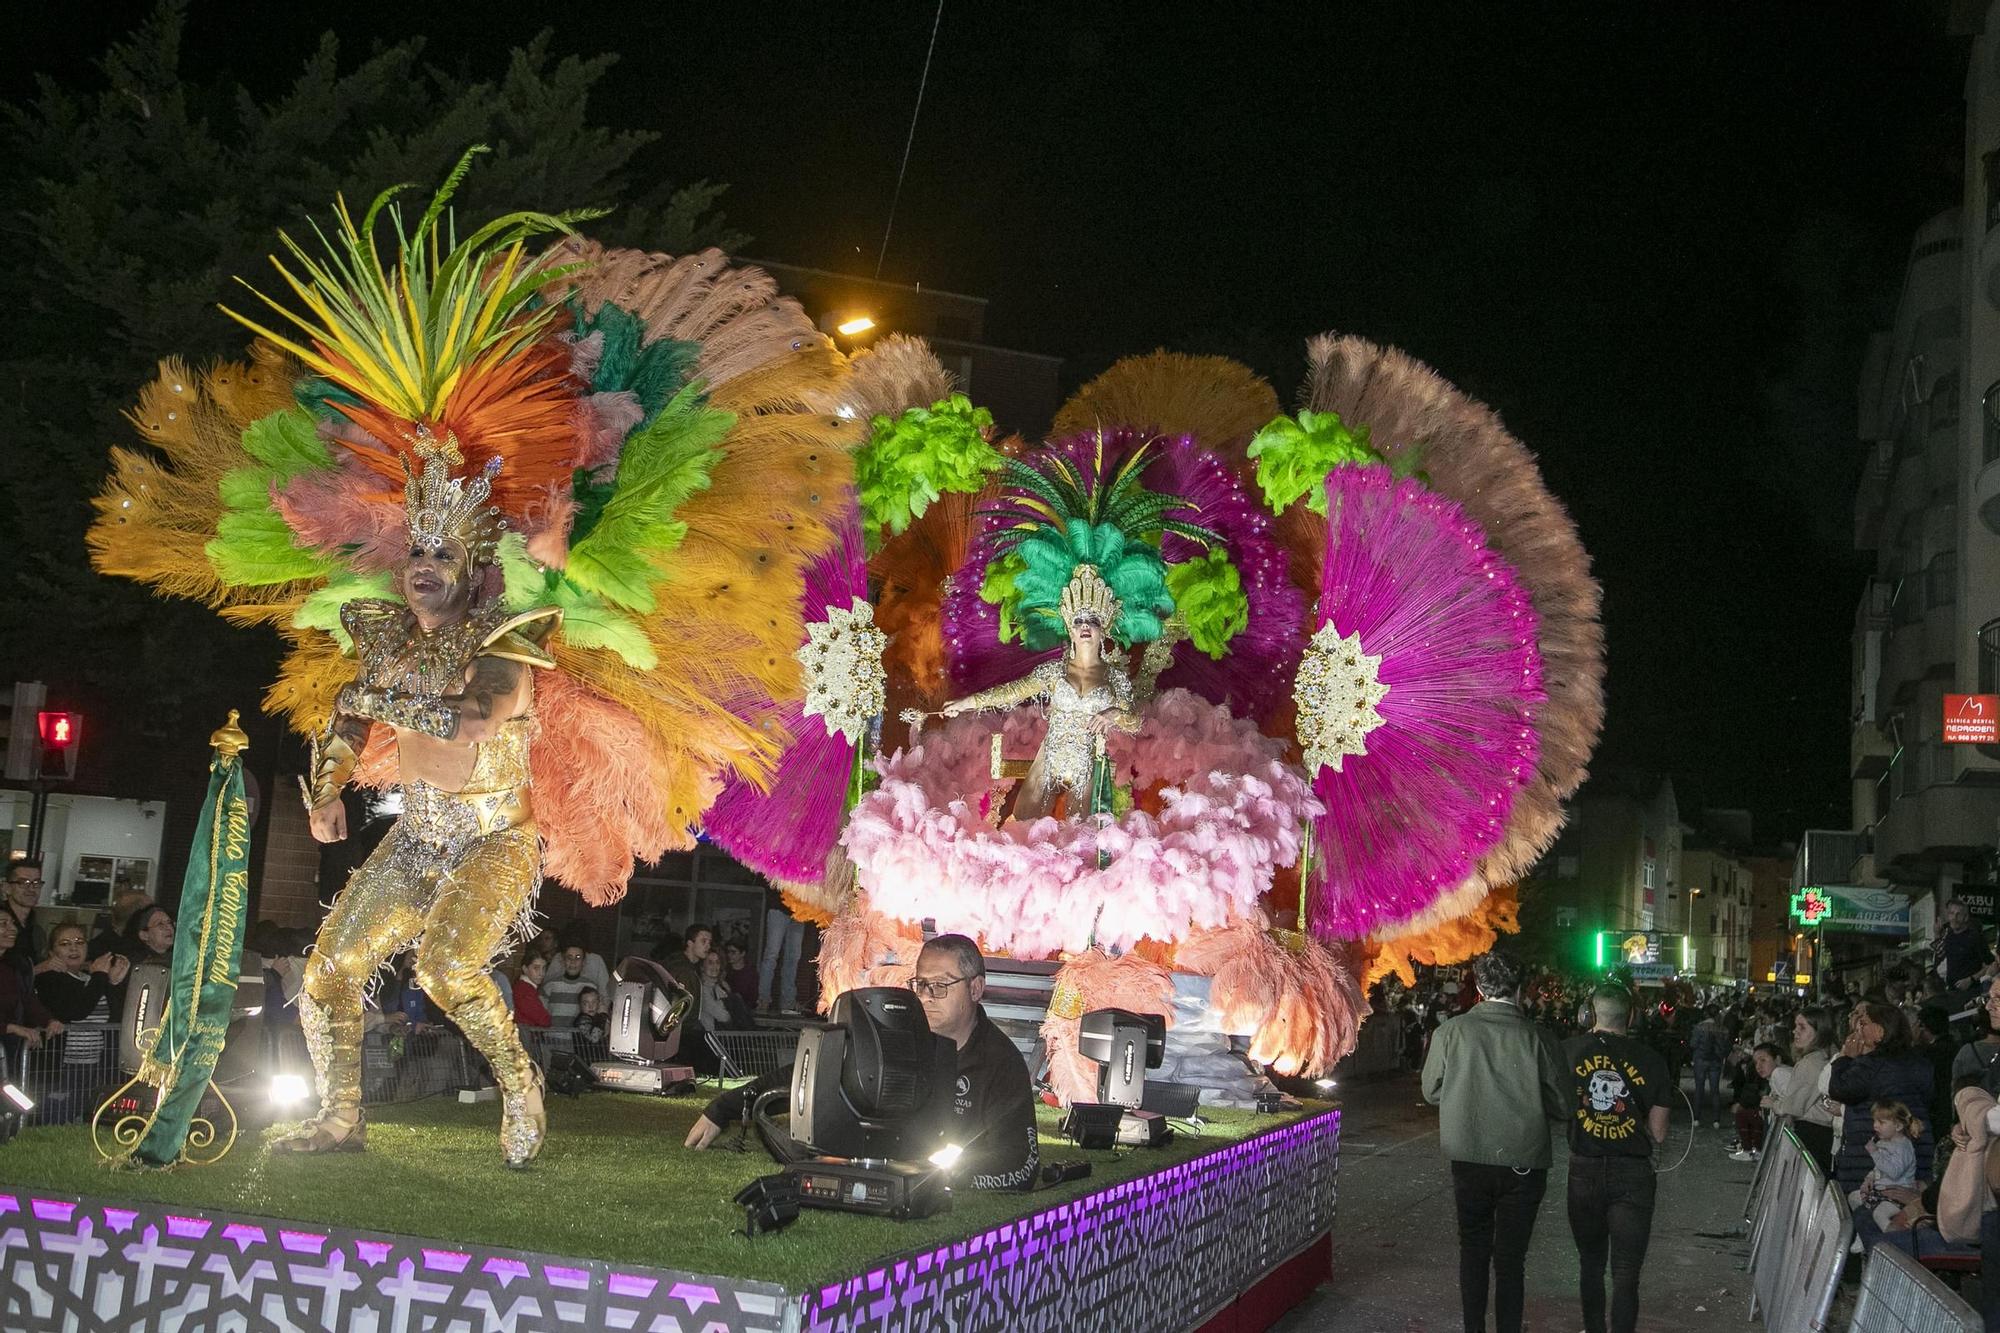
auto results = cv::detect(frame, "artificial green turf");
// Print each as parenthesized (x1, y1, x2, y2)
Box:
(0, 1092, 1323, 1291)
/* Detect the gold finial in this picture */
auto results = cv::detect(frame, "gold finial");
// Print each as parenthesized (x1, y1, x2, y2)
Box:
(209, 710, 250, 757)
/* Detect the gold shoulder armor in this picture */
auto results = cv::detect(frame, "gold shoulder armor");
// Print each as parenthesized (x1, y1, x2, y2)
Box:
(479, 606, 562, 670)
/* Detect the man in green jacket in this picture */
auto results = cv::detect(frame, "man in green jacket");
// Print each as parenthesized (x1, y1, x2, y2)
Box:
(1422, 953, 1568, 1333)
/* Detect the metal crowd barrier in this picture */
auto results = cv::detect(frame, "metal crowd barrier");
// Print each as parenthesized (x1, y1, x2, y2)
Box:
(705, 1028, 797, 1083)
(1849, 1244, 1982, 1333)
(9, 1023, 121, 1127)
(1744, 1111, 1789, 1226)
(1745, 1122, 1854, 1333)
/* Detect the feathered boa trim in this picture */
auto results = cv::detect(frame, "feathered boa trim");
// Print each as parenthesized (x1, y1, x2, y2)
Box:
(842, 689, 1321, 958)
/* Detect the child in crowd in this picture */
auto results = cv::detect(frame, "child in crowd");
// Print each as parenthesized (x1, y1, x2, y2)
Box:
(1726, 1033, 1770, 1161)
(1849, 1099, 1922, 1231)
(573, 986, 609, 1044)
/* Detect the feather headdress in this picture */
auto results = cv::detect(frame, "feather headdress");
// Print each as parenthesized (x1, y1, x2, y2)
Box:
(91, 151, 859, 902)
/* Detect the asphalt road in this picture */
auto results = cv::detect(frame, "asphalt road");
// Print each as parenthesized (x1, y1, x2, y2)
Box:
(1276, 1070, 1760, 1333)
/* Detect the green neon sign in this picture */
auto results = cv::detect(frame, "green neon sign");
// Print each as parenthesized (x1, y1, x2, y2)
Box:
(1790, 888, 1831, 927)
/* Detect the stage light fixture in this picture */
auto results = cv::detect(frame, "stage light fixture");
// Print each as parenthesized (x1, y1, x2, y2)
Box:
(1314, 1078, 1337, 1092)
(927, 1143, 962, 1170)
(1060, 1102, 1126, 1150)
(835, 315, 876, 337)
(734, 1173, 802, 1237)
(269, 1073, 309, 1106)
(2, 1083, 34, 1112)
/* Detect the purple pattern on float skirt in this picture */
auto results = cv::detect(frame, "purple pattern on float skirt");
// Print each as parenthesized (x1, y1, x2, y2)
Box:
(1307, 466, 1543, 938)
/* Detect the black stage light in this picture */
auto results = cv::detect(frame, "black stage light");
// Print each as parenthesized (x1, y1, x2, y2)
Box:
(1059, 1102, 1127, 1150)
(1077, 1009, 1165, 1108)
(734, 1172, 802, 1237)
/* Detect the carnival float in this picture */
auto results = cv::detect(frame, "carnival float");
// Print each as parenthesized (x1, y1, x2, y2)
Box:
(88, 155, 1602, 1113)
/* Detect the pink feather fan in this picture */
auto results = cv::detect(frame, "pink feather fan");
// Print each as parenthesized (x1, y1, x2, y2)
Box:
(703, 505, 871, 883)
(1306, 466, 1543, 939)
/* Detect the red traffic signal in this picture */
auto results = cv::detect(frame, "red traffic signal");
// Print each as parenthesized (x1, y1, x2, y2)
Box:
(37, 712, 79, 749)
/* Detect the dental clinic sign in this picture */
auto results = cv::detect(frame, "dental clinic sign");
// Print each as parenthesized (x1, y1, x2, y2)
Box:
(1944, 694, 2000, 744)
(1791, 886, 1911, 937)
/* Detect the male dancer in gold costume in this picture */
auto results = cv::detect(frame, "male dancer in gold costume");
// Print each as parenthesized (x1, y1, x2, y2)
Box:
(279, 435, 559, 1167)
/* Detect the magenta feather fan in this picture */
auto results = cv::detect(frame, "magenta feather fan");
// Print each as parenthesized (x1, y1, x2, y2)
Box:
(1305, 466, 1544, 938)
(702, 507, 870, 883)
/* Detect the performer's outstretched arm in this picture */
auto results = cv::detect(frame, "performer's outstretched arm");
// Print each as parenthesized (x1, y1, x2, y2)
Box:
(337, 657, 530, 743)
(940, 671, 1048, 717)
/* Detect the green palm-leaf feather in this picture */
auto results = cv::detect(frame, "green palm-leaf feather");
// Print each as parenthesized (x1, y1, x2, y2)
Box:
(976, 440, 1223, 647)
(219, 144, 608, 423)
(566, 381, 732, 612)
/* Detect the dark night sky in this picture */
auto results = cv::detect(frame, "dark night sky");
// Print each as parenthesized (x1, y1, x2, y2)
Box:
(9, 3, 1969, 842)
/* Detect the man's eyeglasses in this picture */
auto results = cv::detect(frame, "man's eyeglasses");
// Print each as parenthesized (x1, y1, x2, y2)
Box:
(7, 879, 44, 889)
(911, 975, 972, 999)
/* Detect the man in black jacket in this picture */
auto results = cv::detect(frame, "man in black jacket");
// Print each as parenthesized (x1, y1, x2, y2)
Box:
(685, 934, 1040, 1190)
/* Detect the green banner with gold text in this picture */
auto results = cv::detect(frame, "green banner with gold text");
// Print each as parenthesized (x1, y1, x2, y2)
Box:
(131, 747, 251, 1166)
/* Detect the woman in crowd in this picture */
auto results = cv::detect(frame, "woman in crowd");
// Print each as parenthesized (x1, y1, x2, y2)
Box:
(0, 912, 62, 1062)
(1951, 979, 2000, 1094)
(1773, 1006, 1842, 1175)
(688, 951, 755, 1073)
(34, 924, 127, 1119)
(1827, 1000, 1936, 1196)
(120, 907, 175, 967)
(34, 924, 126, 1029)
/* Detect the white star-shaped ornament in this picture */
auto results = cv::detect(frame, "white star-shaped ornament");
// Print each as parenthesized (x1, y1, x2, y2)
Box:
(1295, 623, 1390, 775)
(796, 597, 888, 744)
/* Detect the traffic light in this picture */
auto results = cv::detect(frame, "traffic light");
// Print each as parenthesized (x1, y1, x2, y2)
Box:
(36, 710, 80, 780)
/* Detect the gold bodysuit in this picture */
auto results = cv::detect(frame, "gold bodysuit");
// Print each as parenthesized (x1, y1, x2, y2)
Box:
(962, 658, 1140, 818)
(296, 602, 555, 1158)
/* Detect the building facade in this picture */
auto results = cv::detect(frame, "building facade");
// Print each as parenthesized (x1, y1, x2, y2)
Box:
(1526, 771, 1684, 963)
(1850, 7, 2000, 924)
(1681, 842, 1753, 986)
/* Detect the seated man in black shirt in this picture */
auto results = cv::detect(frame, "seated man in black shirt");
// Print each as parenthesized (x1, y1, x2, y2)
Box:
(684, 934, 1041, 1190)
(1565, 983, 1671, 1333)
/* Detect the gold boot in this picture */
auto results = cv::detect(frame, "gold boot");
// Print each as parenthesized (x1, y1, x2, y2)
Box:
(272, 1109, 367, 1154)
(500, 1065, 546, 1169)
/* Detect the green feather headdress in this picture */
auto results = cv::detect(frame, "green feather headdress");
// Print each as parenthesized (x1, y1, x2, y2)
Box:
(982, 436, 1221, 648)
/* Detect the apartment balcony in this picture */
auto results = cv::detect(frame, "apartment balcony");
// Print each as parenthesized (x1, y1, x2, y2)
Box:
(1880, 612, 1928, 696)
(1876, 778, 2000, 875)
(1855, 576, 1894, 635)
(1855, 439, 1895, 549)
(1852, 719, 1894, 780)
(1979, 456, 2000, 537)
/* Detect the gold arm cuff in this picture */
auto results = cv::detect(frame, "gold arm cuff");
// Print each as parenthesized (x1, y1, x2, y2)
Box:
(337, 683, 457, 739)
(301, 723, 358, 812)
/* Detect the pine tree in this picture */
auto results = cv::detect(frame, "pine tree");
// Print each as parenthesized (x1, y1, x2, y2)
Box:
(0, 2, 748, 803)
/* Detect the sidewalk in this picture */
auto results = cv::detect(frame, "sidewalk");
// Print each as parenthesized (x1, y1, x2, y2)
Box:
(1276, 1071, 1756, 1332)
